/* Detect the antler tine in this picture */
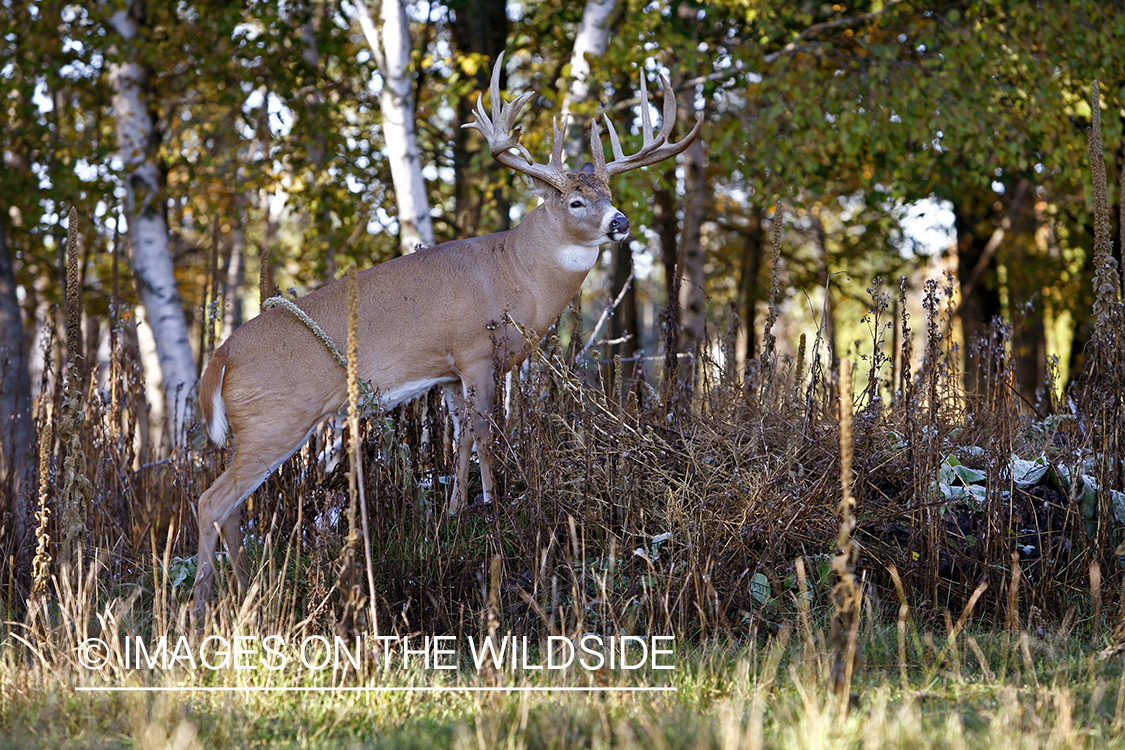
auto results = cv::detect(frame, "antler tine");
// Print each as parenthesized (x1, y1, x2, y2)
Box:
(488, 50, 506, 126)
(600, 69, 703, 178)
(602, 113, 625, 162)
(590, 116, 606, 175)
(551, 114, 570, 173)
(657, 73, 679, 143)
(462, 51, 570, 191)
(638, 73, 654, 148)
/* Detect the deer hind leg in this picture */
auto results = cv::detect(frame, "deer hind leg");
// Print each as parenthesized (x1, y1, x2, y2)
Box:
(192, 464, 265, 623)
(192, 428, 313, 621)
(221, 512, 251, 593)
(444, 376, 497, 514)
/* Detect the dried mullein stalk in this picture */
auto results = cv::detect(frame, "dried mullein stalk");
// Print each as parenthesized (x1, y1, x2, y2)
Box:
(58, 207, 90, 575)
(830, 359, 862, 708)
(1088, 81, 1121, 335)
(29, 416, 53, 608)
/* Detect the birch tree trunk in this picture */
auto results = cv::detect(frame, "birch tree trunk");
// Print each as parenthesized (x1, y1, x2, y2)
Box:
(562, 0, 632, 391)
(354, 0, 434, 255)
(108, 4, 196, 448)
(560, 0, 617, 159)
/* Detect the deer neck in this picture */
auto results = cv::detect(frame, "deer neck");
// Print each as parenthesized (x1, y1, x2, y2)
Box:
(505, 205, 603, 332)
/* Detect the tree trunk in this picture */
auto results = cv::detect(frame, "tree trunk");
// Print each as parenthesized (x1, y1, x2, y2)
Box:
(953, 202, 1005, 398)
(679, 131, 707, 397)
(656, 171, 679, 307)
(354, 0, 434, 254)
(223, 210, 245, 339)
(655, 166, 680, 392)
(259, 187, 281, 306)
(108, 3, 197, 449)
(609, 240, 639, 398)
(450, 0, 509, 237)
(736, 205, 764, 368)
(0, 210, 32, 558)
(811, 208, 838, 368)
(560, 0, 617, 158)
(653, 171, 682, 403)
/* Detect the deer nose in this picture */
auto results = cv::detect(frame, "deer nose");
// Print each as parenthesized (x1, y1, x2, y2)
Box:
(608, 212, 630, 241)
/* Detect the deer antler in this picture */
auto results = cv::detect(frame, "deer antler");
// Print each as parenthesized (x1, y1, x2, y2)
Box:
(463, 51, 572, 192)
(465, 53, 702, 187)
(592, 70, 703, 179)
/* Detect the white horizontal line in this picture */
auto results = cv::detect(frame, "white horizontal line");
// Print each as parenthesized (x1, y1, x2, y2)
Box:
(76, 685, 676, 693)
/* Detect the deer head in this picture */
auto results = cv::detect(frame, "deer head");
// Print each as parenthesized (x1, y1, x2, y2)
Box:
(464, 51, 702, 249)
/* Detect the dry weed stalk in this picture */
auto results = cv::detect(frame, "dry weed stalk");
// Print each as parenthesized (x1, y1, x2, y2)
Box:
(482, 554, 504, 687)
(1080, 79, 1125, 594)
(27, 415, 53, 632)
(757, 201, 783, 395)
(830, 358, 862, 706)
(337, 264, 371, 639)
(1098, 543, 1125, 660)
(1006, 551, 1022, 634)
(206, 213, 221, 355)
(1120, 146, 1125, 287)
(258, 242, 272, 309)
(1091, 560, 1103, 628)
(1087, 81, 1122, 330)
(58, 207, 90, 577)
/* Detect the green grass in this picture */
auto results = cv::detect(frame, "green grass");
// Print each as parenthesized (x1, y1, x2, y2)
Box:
(5, 610, 1125, 749)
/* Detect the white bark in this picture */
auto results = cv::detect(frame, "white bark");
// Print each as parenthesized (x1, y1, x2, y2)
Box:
(108, 8, 196, 448)
(561, 0, 617, 122)
(354, 0, 434, 255)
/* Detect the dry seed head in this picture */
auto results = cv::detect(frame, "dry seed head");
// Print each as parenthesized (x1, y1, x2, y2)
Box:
(345, 264, 361, 549)
(58, 207, 90, 573)
(1087, 80, 1121, 335)
(830, 359, 862, 704)
(65, 207, 82, 366)
(30, 417, 53, 605)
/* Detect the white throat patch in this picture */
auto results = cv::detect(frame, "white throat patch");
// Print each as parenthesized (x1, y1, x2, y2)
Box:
(558, 243, 601, 272)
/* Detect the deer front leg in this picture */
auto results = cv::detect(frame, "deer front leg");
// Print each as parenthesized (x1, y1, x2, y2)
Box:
(192, 512, 222, 624)
(444, 374, 497, 514)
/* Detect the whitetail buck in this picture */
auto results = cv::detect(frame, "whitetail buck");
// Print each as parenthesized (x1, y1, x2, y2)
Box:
(192, 52, 701, 619)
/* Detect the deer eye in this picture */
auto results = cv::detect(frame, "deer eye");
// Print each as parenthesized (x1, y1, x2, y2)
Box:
(569, 199, 585, 209)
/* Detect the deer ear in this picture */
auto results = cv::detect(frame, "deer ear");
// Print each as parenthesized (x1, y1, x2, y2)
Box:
(580, 161, 595, 174)
(526, 174, 551, 199)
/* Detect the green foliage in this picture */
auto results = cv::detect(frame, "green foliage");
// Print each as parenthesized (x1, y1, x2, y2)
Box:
(3, 0, 1121, 371)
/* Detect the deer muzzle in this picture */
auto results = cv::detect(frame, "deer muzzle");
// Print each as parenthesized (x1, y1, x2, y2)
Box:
(607, 212, 630, 242)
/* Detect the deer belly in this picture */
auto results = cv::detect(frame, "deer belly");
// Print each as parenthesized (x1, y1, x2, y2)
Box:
(378, 376, 459, 409)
